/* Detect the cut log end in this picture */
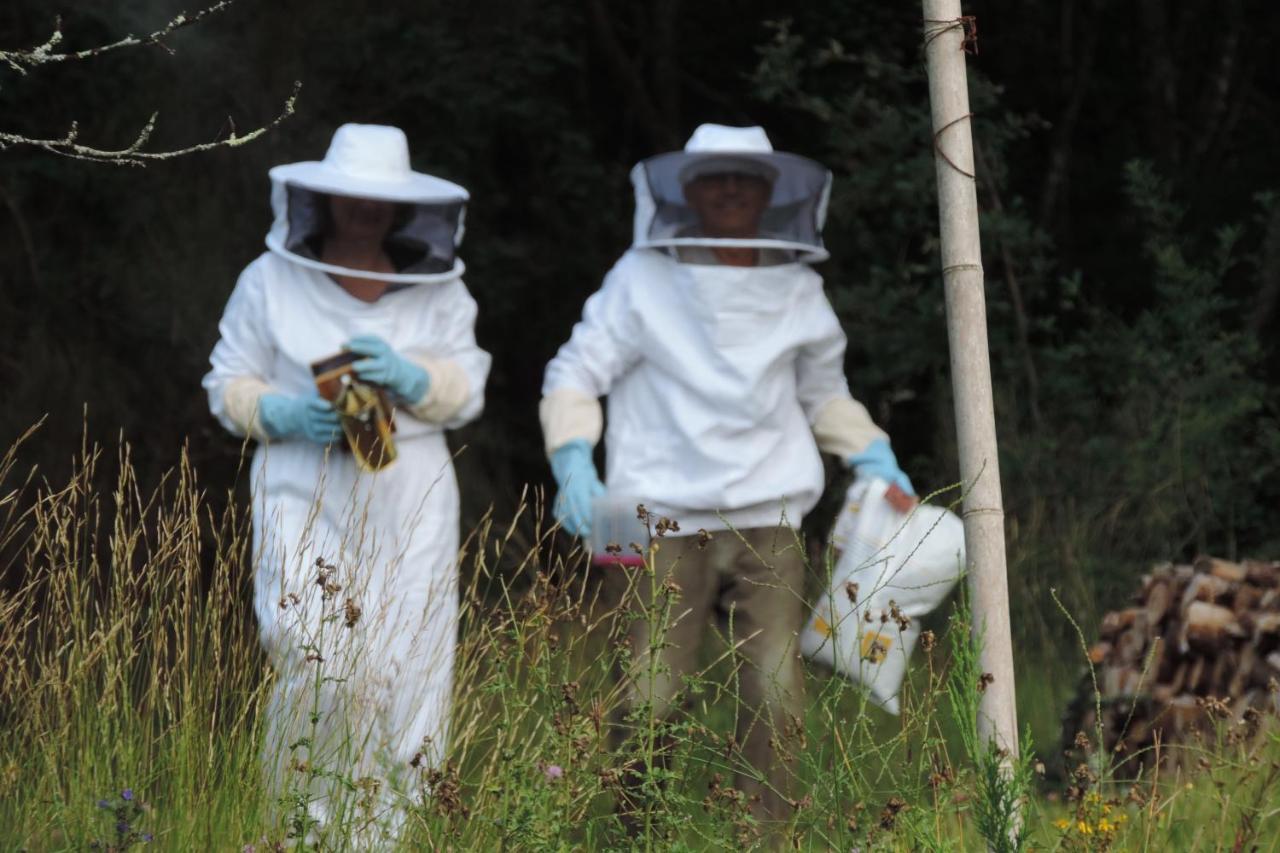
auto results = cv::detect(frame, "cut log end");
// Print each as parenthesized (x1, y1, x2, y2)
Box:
(1064, 554, 1279, 777)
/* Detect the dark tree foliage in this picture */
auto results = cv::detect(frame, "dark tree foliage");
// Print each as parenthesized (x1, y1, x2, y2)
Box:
(1, 0, 1276, 643)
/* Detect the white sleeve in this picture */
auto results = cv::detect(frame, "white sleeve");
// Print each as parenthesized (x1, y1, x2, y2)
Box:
(541, 262, 643, 400)
(403, 279, 491, 429)
(796, 284, 888, 458)
(202, 262, 276, 439)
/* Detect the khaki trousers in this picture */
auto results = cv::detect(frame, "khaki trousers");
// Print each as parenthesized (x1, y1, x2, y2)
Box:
(604, 525, 807, 825)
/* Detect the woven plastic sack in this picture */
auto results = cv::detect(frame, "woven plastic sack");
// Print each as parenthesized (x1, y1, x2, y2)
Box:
(801, 477, 965, 714)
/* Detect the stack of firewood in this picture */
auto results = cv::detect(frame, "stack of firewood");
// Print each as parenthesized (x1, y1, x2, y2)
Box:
(1061, 556, 1280, 774)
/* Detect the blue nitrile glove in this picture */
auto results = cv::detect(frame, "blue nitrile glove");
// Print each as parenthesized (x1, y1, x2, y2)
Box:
(259, 393, 343, 444)
(345, 334, 431, 404)
(847, 438, 916, 496)
(550, 438, 606, 537)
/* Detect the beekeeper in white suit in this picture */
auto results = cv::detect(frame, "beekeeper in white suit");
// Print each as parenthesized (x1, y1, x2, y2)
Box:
(541, 124, 913, 827)
(203, 124, 490, 841)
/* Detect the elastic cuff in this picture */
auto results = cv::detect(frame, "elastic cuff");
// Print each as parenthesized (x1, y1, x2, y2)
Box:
(540, 388, 603, 457)
(222, 377, 273, 441)
(403, 355, 470, 424)
(811, 396, 889, 462)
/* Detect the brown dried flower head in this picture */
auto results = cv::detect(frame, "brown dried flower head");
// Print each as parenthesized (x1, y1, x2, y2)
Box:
(879, 796, 909, 830)
(888, 600, 911, 632)
(314, 559, 341, 599)
(343, 598, 362, 628)
(654, 516, 681, 537)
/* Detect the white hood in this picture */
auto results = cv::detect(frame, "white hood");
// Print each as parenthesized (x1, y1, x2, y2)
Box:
(630, 123, 832, 264)
(264, 124, 468, 284)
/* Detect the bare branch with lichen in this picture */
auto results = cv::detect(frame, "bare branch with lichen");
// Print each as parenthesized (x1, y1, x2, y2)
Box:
(0, 82, 301, 165)
(0, 1, 237, 74)
(0, 2, 300, 165)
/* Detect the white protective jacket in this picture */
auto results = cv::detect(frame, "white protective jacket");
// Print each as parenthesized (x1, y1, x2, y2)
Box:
(542, 248, 884, 533)
(541, 124, 885, 534)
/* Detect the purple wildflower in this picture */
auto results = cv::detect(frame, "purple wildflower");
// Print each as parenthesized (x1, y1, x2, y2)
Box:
(117, 820, 130, 834)
(121, 788, 134, 801)
(543, 764, 563, 781)
(142, 833, 154, 842)
(97, 798, 111, 809)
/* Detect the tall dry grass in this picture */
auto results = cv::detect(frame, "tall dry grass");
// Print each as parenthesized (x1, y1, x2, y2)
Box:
(1, 432, 1276, 850)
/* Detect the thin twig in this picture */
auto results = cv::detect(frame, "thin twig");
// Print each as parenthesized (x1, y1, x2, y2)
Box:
(0, 1, 237, 73)
(0, 81, 301, 165)
(0, 176, 39, 285)
(973, 139, 1043, 430)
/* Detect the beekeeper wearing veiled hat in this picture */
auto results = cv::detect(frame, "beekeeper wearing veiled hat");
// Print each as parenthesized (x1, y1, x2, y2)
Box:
(540, 124, 913, 827)
(203, 124, 490, 841)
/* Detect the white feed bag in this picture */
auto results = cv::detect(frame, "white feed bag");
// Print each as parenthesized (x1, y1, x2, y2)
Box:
(801, 477, 965, 714)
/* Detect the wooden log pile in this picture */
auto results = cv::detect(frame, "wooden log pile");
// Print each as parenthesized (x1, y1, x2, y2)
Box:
(1061, 556, 1280, 774)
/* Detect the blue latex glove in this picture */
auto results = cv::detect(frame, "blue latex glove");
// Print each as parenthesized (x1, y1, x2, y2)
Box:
(259, 393, 343, 444)
(344, 334, 431, 404)
(550, 439, 606, 537)
(847, 438, 916, 496)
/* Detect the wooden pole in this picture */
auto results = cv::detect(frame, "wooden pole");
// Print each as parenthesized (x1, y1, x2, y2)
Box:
(921, 2, 1020, 757)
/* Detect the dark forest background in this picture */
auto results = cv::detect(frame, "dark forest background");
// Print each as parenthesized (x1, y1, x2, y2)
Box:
(2, 0, 1278, 701)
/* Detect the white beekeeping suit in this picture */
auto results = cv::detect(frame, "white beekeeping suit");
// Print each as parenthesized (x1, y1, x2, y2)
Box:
(203, 124, 490, 842)
(542, 124, 887, 533)
(540, 124, 909, 826)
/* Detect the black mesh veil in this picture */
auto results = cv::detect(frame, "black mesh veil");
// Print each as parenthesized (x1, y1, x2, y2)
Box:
(281, 185, 463, 276)
(631, 150, 832, 263)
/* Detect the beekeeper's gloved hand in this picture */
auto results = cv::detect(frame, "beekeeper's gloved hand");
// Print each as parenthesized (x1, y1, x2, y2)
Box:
(550, 439, 606, 537)
(259, 393, 343, 444)
(345, 334, 431, 404)
(848, 438, 915, 496)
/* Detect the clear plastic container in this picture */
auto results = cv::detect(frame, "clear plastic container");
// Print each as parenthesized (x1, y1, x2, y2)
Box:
(589, 493, 650, 568)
